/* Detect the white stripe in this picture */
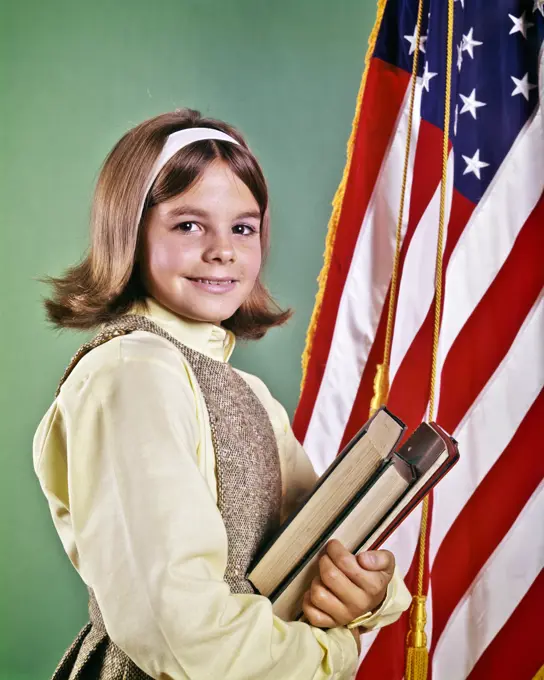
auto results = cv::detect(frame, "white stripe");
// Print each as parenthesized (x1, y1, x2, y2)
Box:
(304, 83, 422, 474)
(389, 153, 453, 382)
(437, 107, 544, 374)
(430, 291, 544, 566)
(381, 505, 423, 578)
(432, 481, 544, 680)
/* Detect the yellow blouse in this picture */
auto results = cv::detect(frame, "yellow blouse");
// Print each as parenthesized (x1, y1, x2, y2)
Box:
(33, 298, 410, 680)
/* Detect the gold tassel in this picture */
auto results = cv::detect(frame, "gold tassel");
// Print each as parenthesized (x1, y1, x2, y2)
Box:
(370, 362, 389, 415)
(405, 595, 429, 680)
(405, 498, 430, 679)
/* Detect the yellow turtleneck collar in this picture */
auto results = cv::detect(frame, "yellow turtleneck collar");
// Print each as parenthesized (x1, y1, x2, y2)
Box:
(131, 298, 236, 363)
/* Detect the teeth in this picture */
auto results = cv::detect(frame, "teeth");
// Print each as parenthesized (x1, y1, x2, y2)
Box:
(196, 279, 233, 284)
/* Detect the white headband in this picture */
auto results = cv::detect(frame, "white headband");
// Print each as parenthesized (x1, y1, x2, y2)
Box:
(138, 126, 241, 222)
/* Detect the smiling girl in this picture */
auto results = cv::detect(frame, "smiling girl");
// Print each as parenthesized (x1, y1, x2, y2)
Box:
(33, 109, 410, 680)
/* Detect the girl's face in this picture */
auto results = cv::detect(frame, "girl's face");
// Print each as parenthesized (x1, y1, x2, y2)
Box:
(142, 160, 262, 325)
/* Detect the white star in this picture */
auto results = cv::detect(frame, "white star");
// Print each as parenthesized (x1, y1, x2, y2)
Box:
(462, 27, 483, 58)
(509, 12, 534, 38)
(457, 42, 464, 71)
(454, 104, 459, 136)
(533, 0, 544, 17)
(511, 73, 537, 100)
(421, 62, 438, 92)
(459, 88, 486, 119)
(404, 27, 428, 55)
(454, 0, 465, 7)
(462, 149, 490, 179)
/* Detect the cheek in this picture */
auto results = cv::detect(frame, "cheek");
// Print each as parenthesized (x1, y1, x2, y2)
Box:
(244, 243, 263, 282)
(146, 237, 192, 277)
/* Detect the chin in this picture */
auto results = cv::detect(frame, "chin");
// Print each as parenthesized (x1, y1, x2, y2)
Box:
(158, 285, 244, 325)
(184, 305, 237, 325)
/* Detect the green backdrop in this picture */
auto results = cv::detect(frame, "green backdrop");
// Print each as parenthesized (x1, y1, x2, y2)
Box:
(0, 1, 375, 677)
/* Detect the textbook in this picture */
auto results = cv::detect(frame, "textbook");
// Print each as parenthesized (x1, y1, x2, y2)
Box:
(248, 408, 459, 621)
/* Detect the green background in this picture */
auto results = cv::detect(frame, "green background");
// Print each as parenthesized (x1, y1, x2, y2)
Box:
(0, 1, 375, 677)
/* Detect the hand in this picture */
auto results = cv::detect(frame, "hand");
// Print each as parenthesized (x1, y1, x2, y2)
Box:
(302, 539, 395, 628)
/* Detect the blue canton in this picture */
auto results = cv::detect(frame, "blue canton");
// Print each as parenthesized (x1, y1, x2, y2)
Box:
(374, 0, 544, 203)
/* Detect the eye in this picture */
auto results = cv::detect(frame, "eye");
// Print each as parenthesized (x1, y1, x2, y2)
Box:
(232, 224, 259, 236)
(174, 221, 200, 233)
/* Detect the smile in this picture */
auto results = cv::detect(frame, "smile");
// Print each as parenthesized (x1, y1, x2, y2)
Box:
(193, 279, 235, 285)
(186, 278, 238, 294)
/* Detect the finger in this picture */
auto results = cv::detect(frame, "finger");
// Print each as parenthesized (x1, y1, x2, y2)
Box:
(325, 540, 360, 576)
(353, 569, 390, 604)
(357, 550, 395, 575)
(326, 542, 391, 597)
(302, 591, 337, 629)
(326, 540, 368, 587)
(319, 554, 370, 616)
(309, 576, 353, 627)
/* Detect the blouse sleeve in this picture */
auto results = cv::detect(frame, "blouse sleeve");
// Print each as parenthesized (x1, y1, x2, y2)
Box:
(52, 349, 360, 680)
(270, 398, 412, 632)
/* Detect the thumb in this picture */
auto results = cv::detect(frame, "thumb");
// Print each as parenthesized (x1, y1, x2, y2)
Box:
(357, 550, 395, 574)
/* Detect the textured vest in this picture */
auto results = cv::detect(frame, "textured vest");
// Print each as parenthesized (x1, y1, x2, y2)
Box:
(51, 315, 282, 680)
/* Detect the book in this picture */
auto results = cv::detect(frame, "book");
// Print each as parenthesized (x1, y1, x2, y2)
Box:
(248, 416, 459, 622)
(248, 407, 405, 598)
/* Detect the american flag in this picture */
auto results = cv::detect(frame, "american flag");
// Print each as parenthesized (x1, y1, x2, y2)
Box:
(293, 1, 544, 678)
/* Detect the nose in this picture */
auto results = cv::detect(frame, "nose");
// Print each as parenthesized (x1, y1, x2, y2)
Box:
(202, 230, 236, 264)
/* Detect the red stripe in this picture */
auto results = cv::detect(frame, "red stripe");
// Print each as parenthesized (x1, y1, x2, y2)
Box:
(293, 59, 410, 442)
(437, 194, 544, 432)
(430, 391, 544, 652)
(340, 120, 452, 449)
(466, 571, 544, 680)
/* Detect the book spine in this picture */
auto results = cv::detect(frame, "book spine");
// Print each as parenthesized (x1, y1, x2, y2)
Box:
(396, 423, 447, 474)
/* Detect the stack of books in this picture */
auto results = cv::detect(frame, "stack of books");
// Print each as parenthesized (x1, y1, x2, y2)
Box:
(248, 407, 459, 621)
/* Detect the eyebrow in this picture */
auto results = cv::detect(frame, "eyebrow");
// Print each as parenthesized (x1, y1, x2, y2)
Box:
(167, 205, 262, 221)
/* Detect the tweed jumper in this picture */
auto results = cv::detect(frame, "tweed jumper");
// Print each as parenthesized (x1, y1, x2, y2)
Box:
(51, 315, 282, 679)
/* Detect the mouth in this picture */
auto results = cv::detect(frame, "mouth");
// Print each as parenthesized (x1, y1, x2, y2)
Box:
(186, 277, 238, 294)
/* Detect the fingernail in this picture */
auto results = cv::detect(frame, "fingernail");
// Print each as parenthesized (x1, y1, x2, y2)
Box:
(364, 552, 377, 567)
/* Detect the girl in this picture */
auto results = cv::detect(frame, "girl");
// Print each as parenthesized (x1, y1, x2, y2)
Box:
(33, 109, 411, 680)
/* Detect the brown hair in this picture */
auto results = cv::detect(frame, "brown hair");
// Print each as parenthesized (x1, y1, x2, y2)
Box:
(44, 109, 291, 339)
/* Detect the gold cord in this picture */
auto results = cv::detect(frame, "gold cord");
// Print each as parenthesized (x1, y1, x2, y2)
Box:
(406, 0, 454, 677)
